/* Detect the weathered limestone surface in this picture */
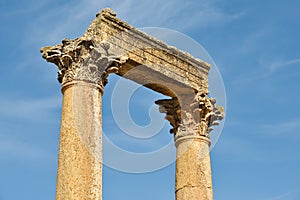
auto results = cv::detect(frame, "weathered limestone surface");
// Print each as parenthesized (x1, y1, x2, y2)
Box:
(156, 93, 223, 200)
(57, 81, 103, 199)
(40, 7, 224, 200)
(41, 8, 210, 97)
(41, 27, 127, 199)
(175, 137, 213, 200)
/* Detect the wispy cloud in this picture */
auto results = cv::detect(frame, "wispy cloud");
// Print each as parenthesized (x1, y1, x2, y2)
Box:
(20, 0, 244, 80)
(267, 188, 300, 200)
(214, 135, 255, 159)
(0, 0, 49, 17)
(27, 0, 244, 46)
(254, 57, 300, 80)
(268, 191, 292, 200)
(102, 115, 171, 150)
(260, 118, 300, 137)
(0, 95, 60, 163)
(268, 58, 300, 73)
(0, 96, 61, 123)
(112, 0, 244, 31)
(234, 57, 300, 84)
(239, 29, 269, 54)
(171, 4, 245, 31)
(25, 1, 109, 46)
(0, 135, 53, 161)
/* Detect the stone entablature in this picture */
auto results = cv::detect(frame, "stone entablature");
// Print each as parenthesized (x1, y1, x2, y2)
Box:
(40, 8, 224, 200)
(41, 8, 210, 97)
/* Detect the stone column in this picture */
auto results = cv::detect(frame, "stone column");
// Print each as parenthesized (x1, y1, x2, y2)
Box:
(156, 93, 224, 200)
(57, 80, 103, 199)
(40, 38, 127, 200)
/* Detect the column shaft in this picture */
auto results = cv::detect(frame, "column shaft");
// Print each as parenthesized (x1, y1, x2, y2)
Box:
(175, 137, 213, 200)
(56, 81, 103, 200)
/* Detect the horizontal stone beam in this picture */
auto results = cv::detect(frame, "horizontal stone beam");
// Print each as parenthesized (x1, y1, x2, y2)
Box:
(82, 8, 210, 96)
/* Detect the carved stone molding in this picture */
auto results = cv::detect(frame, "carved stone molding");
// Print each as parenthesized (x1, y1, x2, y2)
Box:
(155, 92, 224, 142)
(40, 38, 128, 89)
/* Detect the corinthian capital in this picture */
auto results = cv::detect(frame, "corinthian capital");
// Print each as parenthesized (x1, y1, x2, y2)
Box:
(40, 38, 128, 88)
(155, 91, 224, 142)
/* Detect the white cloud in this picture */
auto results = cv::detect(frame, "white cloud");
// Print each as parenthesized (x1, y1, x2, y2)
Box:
(268, 58, 300, 73)
(234, 57, 300, 84)
(0, 96, 61, 123)
(0, 136, 51, 161)
(214, 135, 254, 158)
(267, 188, 300, 200)
(239, 29, 269, 54)
(261, 118, 300, 137)
(262, 57, 300, 75)
(1, 0, 49, 17)
(25, 1, 107, 46)
(21, 0, 244, 82)
(252, 57, 300, 81)
(27, 0, 244, 46)
(112, 0, 244, 31)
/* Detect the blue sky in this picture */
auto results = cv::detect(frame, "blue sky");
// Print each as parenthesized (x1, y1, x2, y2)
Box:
(1, 0, 300, 199)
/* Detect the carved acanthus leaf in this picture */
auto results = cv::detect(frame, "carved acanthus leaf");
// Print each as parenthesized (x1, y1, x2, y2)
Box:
(75, 42, 128, 87)
(191, 92, 224, 132)
(155, 91, 224, 141)
(40, 38, 128, 87)
(155, 98, 181, 134)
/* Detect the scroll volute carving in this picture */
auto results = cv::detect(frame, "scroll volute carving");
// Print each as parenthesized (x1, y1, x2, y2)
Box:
(41, 38, 94, 83)
(191, 92, 224, 133)
(155, 91, 224, 140)
(40, 38, 128, 87)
